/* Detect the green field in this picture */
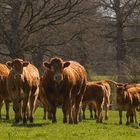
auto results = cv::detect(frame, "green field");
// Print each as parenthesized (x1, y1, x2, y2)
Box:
(0, 106, 140, 140)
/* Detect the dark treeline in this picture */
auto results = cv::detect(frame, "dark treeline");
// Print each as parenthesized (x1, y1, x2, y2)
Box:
(0, 0, 140, 82)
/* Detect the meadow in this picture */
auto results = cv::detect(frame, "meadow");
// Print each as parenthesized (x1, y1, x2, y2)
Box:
(0, 106, 140, 140)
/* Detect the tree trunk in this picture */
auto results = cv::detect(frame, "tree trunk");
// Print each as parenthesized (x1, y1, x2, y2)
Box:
(8, 0, 24, 59)
(32, 50, 44, 74)
(114, 0, 126, 82)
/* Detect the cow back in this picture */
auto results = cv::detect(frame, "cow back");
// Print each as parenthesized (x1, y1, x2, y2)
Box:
(83, 82, 104, 104)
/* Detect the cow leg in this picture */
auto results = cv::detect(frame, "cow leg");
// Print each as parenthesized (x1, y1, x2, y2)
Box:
(82, 104, 86, 119)
(94, 108, 97, 119)
(62, 97, 73, 124)
(89, 104, 93, 119)
(119, 109, 122, 125)
(43, 105, 47, 120)
(29, 95, 38, 123)
(4, 100, 10, 120)
(126, 110, 130, 125)
(130, 110, 134, 123)
(96, 105, 103, 123)
(41, 99, 47, 120)
(22, 97, 29, 123)
(13, 101, 20, 123)
(79, 107, 82, 122)
(104, 104, 109, 120)
(0, 98, 3, 119)
(47, 111, 52, 120)
(62, 103, 68, 123)
(74, 94, 83, 124)
(51, 104, 57, 123)
(69, 100, 75, 124)
(132, 109, 138, 124)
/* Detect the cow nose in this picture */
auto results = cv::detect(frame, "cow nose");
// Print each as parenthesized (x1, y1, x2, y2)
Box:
(14, 74, 21, 79)
(54, 75, 62, 81)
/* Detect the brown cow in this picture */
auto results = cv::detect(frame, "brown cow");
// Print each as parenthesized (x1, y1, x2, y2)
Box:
(95, 81, 111, 120)
(106, 80, 140, 125)
(117, 85, 140, 125)
(6, 59, 40, 123)
(82, 80, 111, 120)
(0, 64, 10, 119)
(42, 57, 87, 124)
(82, 82, 107, 123)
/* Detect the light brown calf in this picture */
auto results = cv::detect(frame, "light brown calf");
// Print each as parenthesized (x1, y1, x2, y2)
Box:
(82, 80, 111, 121)
(82, 82, 107, 123)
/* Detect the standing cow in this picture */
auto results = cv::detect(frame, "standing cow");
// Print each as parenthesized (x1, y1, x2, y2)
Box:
(82, 82, 108, 123)
(42, 57, 87, 124)
(0, 64, 10, 119)
(106, 80, 140, 125)
(82, 80, 111, 121)
(6, 59, 40, 123)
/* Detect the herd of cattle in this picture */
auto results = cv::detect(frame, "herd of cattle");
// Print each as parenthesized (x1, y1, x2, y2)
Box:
(0, 57, 140, 126)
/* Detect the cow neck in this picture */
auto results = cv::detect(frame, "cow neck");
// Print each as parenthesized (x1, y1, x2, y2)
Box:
(12, 70, 24, 98)
(54, 80, 63, 94)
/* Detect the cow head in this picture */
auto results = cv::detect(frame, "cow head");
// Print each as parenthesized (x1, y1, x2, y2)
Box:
(43, 57, 70, 83)
(116, 83, 128, 93)
(116, 83, 128, 103)
(6, 59, 29, 79)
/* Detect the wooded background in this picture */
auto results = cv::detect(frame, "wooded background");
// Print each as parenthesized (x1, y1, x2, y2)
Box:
(0, 0, 140, 82)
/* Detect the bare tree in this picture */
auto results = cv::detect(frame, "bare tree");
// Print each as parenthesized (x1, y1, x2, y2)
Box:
(99, 0, 140, 81)
(0, 0, 86, 59)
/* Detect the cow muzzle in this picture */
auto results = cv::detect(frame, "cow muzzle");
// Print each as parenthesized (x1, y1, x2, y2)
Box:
(54, 74, 63, 82)
(14, 74, 22, 79)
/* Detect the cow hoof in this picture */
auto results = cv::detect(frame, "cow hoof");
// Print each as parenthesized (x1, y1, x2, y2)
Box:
(94, 115, 97, 119)
(43, 116, 46, 120)
(15, 118, 19, 124)
(69, 121, 73, 124)
(105, 116, 108, 120)
(90, 116, 93, 119)
(52, 120, 57, 123)
(79, 118, 82, 122)
(23, 118, 27, 124)
(63, 119, 67, 123)
(30, 117, 34, 123)
(126, 122, 129, 125)
(74, 120, 78, 124)
(6, 115, 9, 120)
(48, 116, 52, 120)
(19, 116, 22, 121)
(130, 120, 134, 123)
(82, 116, 85, 120)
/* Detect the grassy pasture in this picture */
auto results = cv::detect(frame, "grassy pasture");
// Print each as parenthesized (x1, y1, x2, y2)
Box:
(0, 106, 140, 140)
(90, 75, 117, 81)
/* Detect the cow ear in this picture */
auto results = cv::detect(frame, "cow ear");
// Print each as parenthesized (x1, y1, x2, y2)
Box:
(6, 61, 13, 67)
(23, 61, 29, 67)
(43, 61, 51, 69)
(124, 84, 128, 89)
(63, 62, 70, 68)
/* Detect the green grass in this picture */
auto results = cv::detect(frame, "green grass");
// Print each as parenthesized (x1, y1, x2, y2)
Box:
(0, 106, 140, 140)
(90, 75, 117, 81)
